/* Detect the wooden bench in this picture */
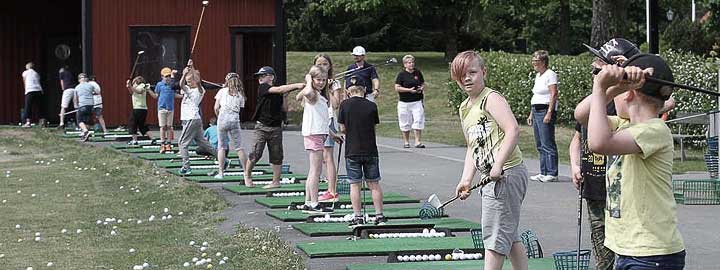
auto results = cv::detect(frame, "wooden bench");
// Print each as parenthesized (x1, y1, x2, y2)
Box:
(667, 112, 708, 162)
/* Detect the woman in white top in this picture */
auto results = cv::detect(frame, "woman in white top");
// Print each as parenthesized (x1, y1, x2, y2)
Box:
(526, 50, 559, 182)
(296, 65, 342, 212)
(21, 62, 45, 127)
(213, 72, 249, 181)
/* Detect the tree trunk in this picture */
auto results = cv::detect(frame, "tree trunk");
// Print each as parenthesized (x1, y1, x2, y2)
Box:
(591, 0, 628, 47)
(444, 15, 459, 62)
(559, 0, 571, 54)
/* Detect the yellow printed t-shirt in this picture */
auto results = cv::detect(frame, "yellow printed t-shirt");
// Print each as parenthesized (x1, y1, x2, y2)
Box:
(605, 116, 684, 256)
(459, 87, 523, 182)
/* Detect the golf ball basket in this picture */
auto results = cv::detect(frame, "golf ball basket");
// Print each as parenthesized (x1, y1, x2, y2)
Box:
(520, 229, 544, 258)
(552, 249, 591, 270)
(418, 202, 444, 220)
(470, 228, 484, 249)
(336, 175, 351, 195)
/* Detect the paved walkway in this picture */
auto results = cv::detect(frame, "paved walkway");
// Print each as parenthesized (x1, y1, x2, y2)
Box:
(117, 129, 719, 270)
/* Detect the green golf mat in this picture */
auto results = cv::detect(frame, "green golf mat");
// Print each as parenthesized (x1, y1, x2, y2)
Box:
(292, 218, 479, 237)
(167, 168, 274, 177)
(87, 136, 119, 142)
(346, 258, 556, 270)
(223, 183, 327, 195)
(255, 192, 419, 209)
(266, 206, 447, 222)
(154, 160, 271, 168)
(297, 236, 476, 258)
(60, 131, 127, 138)
(111, 143, 170, 150)
(138, 152, 240, 160)
(121, 147, 190, 153)
(185, 173, 307, 183)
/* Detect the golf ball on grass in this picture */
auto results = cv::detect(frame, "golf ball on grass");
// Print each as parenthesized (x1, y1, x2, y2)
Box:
(129, 248, 136, 253)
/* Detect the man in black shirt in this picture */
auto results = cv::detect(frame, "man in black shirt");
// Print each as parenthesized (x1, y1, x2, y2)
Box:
(338, 78, 387, 226)
(245, 66, 305, 188)
(345, 46, 380, 103)
(394, 54, 426, 148)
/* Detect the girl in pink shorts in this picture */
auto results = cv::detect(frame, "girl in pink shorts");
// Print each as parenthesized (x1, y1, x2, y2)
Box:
(296, 65, 342, 213)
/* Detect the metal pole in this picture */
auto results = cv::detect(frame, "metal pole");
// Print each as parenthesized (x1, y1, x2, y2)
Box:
(692, 0, 696, 22)
(717, 68, 719, 179)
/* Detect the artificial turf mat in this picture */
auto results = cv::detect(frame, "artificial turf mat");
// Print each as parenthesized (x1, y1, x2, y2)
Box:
(255, 192, 419, 208)
(292, 218, 479, 237)
(223, 183, 327, 195)
(137, 152, 240, 160)
(346, 258, 556, 270)
(266, 206, 447, 222)
(120, 147, 191, 153)
(166, 168, 274, 177)
(297, 236, 476, 258)
(111, 143, 172, 150)
(185, 173, 307, 183)
(60, 130, 127, 138)
(154, 160, 270, 168)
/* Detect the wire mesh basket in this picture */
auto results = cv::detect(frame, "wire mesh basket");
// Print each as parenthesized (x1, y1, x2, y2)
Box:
(470, 229, 483, 249)
(552, 249, 591, 270)
(520, 229, 544, 258)
(336, 175, 351, 195)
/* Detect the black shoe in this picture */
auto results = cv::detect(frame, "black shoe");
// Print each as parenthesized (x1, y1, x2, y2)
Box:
(374, 214, 388, 225)
(348, 216, 366, 228)
(80, 131, 91, 142)
(301, 204, 334, 214)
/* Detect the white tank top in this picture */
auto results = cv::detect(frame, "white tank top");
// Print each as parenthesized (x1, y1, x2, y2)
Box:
(301, 93, 330, 136)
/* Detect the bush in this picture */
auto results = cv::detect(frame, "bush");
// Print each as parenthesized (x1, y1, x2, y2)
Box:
(447, 50, 719, 133)
(662, 19, 711, 55)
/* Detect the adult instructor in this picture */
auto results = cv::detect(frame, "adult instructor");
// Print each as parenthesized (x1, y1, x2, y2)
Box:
(345, 46, 380, 103)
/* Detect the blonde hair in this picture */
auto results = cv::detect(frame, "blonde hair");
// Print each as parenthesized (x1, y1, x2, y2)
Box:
(313, 53, 334, 78)
(347, 85, 366, 96)
(450, 51, 486, 82)
(308, 65, 329, 98)
(25, 62, 34, 70)
(402, 54, 415, 63)
(225, 73, 245, 98)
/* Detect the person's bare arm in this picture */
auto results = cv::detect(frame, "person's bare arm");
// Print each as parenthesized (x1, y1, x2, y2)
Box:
(268, 83, 305, 94)
(395, 83, 417, 93)
(372, 78, 380, 97)
(569, 132, 582, 190)
(213, 98, 220, 116)
(485, 92, 520, 179)
(544, 84, 558, 123)
(297, 74, 317, 103)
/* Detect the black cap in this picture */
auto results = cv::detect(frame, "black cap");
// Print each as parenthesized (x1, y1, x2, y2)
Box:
(347, 75, 362, 87)
(254, 66, 275, 76)
(621, 54, 674, 101)
(584, 38, 640, 65)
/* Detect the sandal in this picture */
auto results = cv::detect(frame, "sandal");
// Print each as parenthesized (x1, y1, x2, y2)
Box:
(403, 143, 411, 148)
(262, 183, 281, 189)
(415, 143, 426, 148)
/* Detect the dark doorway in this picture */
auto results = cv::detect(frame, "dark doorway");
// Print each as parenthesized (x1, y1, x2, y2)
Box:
(45, 35, 82, 124)
(230, 28, 274, 122)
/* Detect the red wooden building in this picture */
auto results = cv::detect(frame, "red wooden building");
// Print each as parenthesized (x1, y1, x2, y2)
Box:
(1, 0, 286, 126)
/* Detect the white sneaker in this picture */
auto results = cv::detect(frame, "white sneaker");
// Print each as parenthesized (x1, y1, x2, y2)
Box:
(213, 173, 224, 180)
(539, 175, 557, 182)
(530, 174, 544, 181)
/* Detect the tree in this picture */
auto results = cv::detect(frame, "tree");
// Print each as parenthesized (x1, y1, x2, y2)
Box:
(590, 0, 628, 47)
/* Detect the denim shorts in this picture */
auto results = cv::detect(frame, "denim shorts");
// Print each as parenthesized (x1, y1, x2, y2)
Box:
(324, 121, 338, 148)
(615, 250, 685, 270)
(345, 156, 381, 184)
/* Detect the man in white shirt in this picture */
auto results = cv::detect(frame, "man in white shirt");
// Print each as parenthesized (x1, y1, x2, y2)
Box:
(21, 62, 46, 128)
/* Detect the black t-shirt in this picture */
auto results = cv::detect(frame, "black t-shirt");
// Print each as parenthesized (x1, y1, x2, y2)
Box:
(59, 69, 76, 90)
(395, 69, 424, 102)
(338, 96, 379, 157)
(575, 101, 616, 200)
(344, 62, 379, 95)
(252, 83, 284, 127)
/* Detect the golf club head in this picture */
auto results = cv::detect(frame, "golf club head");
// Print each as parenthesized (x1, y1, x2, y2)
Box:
(427, 194, 441, 208)
(137, 51, 145, 55)
(386, 57, 398, 64)
(202, 0, 209, 6)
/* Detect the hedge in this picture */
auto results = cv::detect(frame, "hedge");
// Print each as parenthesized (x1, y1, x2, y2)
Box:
(447, 50, 719, 135)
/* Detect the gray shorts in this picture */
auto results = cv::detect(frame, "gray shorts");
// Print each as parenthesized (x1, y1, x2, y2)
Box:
(481, 162, 528, 255)
(217, 121, 243, 152)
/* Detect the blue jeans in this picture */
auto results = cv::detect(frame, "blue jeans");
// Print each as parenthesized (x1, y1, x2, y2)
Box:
(532, 107, 558, 176)
(345, 156, 381, 184)
(615, 250, 685, 270)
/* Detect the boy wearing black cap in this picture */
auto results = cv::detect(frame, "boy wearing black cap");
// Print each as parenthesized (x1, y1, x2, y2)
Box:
(575, 54, 685, 269)
(245, 66, 305, 188)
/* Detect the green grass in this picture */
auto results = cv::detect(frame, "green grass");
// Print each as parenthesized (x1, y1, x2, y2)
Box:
(0, 128, 303, 269)
(287, 51, 708, 173)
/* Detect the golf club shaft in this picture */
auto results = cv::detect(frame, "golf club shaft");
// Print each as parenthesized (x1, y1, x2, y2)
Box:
(333, 59, 396, 80)
(577, 182, 583, 270)
(439, 181, 483, 209)
(191, 5, 207, 55)
(592, 67, 720, 97)
(62, 104, 103, 115)
(332, 141, 342, 209)
(129, 53, 142, 80)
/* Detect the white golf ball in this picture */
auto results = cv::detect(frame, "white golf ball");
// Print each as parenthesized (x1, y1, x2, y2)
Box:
(34, 237, 41, 242)
(2, 200, 6, 203)
(96, 220, 102, 225)
(219, 260, 225, 265)
(61, 229, 67, 234)
(397, 255, 403, 261)
(192, 257, 199, 262)
(202, 241, 208, 246)
(178, 212, 184, 215)
(422, 254, 429, 261)
(183, 262, 190, 267)
(129, 248, 136, 253)
(76, 229, 82, 234)
(143, 262, 149, 267)
(47, 262, 54, 267)
(55, 180, 59, 183)
(34, 232, 40, 236)
(30, 194, 36, 197)
(110, 230, 117, 236)
(17, 190, 21, 194)
(408, 255, 415, 261)
(164, 208, 169, 213)
(422, 228, 429, 234)
(200, 247, 207, 252)
(133, 266, 143, 270)
(429, 229, 436, 234)
(15, 224, 21, 229)
(222, 257, 228, 261)
(137, 220, 142, 224)
(189, 241, 196, 245)
(26, 267, 32, 270)
(215, 252, 221, 257)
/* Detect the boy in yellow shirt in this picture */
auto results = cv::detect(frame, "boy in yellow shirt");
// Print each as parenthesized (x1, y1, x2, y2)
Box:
(575, 54, 685, 269)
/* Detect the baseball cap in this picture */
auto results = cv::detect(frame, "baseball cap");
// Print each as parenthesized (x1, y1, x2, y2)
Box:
(584, 38, 640, 65)
(351, 46, 366, 56)
(160, 67, 172, 77)
(254, 66, 275, 76)
(621, 54, 674, 101)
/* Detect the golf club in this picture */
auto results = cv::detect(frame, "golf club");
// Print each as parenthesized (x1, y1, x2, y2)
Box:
(61, 103, 103, 116)
(129, 51, 145, 80)
(333, 57, 398, 80)
(330, 140, 343, 210)
(576, 182, 584, 270)
(591, 64, 720, 97)
(190, 0, 210, 56)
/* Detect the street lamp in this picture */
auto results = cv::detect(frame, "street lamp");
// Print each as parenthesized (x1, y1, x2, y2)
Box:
(667, 9, 674, 21)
